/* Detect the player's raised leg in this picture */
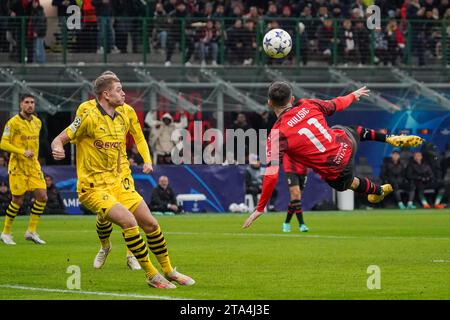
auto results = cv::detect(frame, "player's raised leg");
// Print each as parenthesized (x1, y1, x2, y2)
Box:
(107, 203, 176, 289)
(25, 187, 47, 244)
(354, 126, 424, 147)
(132, 200, 195, 286)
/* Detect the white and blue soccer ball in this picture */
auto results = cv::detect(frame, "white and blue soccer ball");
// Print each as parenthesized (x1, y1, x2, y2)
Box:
(262, 28, 292, 59)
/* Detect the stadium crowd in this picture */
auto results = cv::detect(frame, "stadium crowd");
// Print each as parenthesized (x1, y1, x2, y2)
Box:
(0, 0, 449, 65)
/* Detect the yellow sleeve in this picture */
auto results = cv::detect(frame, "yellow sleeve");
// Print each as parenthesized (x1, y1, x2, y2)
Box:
(66, 112, 90, 141)
(127, 106, 152, 164)
(0, 119, 25, 155)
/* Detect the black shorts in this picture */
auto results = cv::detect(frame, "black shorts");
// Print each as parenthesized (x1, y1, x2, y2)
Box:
(286, 172, 307, 190)
(325, 125, 360, 191)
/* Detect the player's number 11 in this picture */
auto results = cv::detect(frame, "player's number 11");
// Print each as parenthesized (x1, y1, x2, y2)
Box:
(298, 118, 332, 152)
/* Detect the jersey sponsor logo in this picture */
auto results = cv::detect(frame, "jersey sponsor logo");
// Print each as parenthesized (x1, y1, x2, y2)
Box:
(69, 116, 82, 132)
(20, 135, 38, 141)
(333, 142, 349, 165)
(287, 108, 309, 128)
(94, 140, 121, 150)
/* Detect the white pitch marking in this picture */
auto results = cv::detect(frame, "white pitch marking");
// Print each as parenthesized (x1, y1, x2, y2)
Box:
(0, 284, 191, 300)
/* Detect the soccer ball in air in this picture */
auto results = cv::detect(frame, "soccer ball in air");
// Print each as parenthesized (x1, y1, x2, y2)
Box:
(262, 28, 292, 59)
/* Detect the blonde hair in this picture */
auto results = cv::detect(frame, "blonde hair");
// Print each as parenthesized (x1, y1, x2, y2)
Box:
(93, 71, 120, 98)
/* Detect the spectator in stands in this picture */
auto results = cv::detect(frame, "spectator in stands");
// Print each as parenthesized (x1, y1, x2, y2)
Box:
(232, 113, 251, 131)
(150, 176, 182, 214)
(29, 0, 47, 64)
(386, 19, 405, 65)
(339, 19, 357, 65)
(0, 180, 11, 215)
(351, 0, 366, 17)
(424, 8, 440, 59)
(198, 19, 220, 66)
(316, 19, 335, 64)
(45, 174, 65, 214)
(279, 5, 295, 37)
(113, 0, 147, 54)
(297, 22, 309, 66)
(127, 144, 144, 166)
(439, 0, 449, 17)
(329, 0, 343, 18)
(374, 27, 389, 65)
(212, 3, 225, 19)
(0, 1, 8, 53)
(52, 0, 77, 25)
(380, 150, 407, 209)
(8, 0, 29, 62)
(241, 19, 257, 65)
(406, 152, 435, 209)
(264, 3, 279, 20)
(407, 0, 426, 65)
(92, 0, 120, 54)
(226, 19, 246, 64)
(165, 0, 195, 66)
(227, 5, 244, 28)
(245, 154, 277, 211)
(243, 6, 259, 23)
(78, 0, 98, 53)
(148, 112, 187, 164)
(152, 2, 169, 53)
(51, 0, 77, 53)
(299, 6, 315, 41)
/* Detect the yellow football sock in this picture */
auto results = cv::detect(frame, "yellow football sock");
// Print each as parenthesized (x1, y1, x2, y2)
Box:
(96, 218, 113, 248)
(122, 226, 158, 278)
(2, 201, 20, 234)
(146, 225, 173, 274)
(27, 200, 46, 233)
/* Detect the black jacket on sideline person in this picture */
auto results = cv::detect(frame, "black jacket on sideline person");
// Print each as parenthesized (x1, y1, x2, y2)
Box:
(406, 160, 434, 185)
(380, 158, 406, 186)
(46, 183, 65, 214)
(150, 185, 180, 213)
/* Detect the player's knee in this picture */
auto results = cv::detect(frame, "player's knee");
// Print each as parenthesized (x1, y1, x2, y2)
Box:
(37, 194, 48, 203)
(289, 189, 301, 200)
(290, 199, 302, 210)
(12, 196, 24, 207)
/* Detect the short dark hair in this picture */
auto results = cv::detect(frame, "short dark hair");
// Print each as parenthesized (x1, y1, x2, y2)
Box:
(268, 81, 292, 107)
(20, 94, 34, 102)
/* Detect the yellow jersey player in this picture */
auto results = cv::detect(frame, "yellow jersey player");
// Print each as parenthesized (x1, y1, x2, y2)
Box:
(51, 71, 194, 289)
(0, 94, 48, 245)
(74, 96, 153, 271)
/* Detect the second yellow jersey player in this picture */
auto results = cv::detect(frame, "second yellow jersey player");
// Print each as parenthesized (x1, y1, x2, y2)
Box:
(0, 94, 48, 245)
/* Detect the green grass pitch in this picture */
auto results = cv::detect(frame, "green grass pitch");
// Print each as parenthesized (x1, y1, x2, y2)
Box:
(0, 210, 449, 300)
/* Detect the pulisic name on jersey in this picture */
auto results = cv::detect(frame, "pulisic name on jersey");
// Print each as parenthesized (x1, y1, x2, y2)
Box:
(287, 108, 309, 127)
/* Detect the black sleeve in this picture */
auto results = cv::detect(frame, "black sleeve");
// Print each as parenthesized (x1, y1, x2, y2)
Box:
(150, 188, 166, 212)
(169, 188, 177, 205)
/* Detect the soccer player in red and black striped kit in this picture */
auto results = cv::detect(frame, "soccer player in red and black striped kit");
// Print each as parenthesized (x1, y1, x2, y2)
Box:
(243, 82, 424, 228)
(282, 154, 309, 233)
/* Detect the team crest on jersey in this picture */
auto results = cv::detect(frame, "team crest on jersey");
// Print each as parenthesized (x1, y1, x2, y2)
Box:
(69, 116, 82, 132)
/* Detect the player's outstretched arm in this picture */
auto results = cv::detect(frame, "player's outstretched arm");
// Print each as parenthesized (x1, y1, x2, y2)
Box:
(351, 86, 370, 101)
(331, 86, 371, 113)
(242, 166, 280, 229)
(243, 210, 264, 228)
(51, 131, 70, 160)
